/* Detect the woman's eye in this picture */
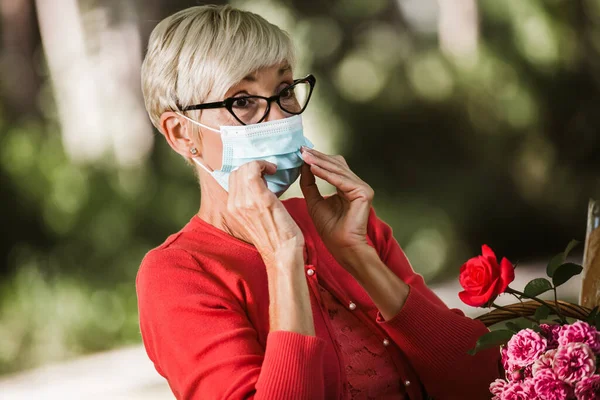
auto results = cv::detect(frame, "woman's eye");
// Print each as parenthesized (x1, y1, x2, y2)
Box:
(233, 98, 249, 107)
(280, 87, 294, 99)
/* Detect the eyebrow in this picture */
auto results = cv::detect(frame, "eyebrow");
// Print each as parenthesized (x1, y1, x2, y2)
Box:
(241, 64, 292, 82)
(279, 64, 292, 75)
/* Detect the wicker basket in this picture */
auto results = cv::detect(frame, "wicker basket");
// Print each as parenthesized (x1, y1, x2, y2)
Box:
(475, 300, 593, 327)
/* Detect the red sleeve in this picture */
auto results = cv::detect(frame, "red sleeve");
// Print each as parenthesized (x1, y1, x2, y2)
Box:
(367, 209, 501, 400)
(136, 248, 326, 400)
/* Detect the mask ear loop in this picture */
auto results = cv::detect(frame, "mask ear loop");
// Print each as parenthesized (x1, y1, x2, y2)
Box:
(177, 112, 221, 133)
(188, 149, 213, 174)
(177, 112, 221, 173)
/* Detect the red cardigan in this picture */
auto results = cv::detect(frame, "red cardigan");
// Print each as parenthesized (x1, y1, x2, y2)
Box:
(136, 198, 500, 399)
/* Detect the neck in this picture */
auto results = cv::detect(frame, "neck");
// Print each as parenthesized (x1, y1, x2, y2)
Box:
(196, 173, 245, 242)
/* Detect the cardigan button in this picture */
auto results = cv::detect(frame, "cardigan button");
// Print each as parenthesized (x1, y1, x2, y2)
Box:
(306, 268, 315, 276)
(383, 338, 390, 346)
(348, 302, 357, 310)
(404, 380, 411, 387)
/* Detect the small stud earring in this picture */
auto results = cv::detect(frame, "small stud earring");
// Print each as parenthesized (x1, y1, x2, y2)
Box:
(190, 148, 198, 155)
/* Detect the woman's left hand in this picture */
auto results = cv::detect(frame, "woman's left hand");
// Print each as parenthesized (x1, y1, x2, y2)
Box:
(300, 147, 375, 268)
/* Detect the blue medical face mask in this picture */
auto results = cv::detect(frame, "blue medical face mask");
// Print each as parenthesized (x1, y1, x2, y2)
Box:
(178, 113, 313, 196)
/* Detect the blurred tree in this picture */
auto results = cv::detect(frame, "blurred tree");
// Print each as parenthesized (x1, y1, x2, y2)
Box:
(0, 0, 40, 118)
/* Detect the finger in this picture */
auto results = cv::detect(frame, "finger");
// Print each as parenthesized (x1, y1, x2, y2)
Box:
(309, 164, 372, 202)
(334, 154, 348, 167)
(303, 147, 349, 168)
(234, 161, 276, 194)
(244, 162, 275, 201)
(302, 149, 349, 176)
(309, 163, 353, 192)
(300, 163, 323, 210)
(243, 162, 284, 243)
(246, 160, 277, 176)
(227, 170, 241, 214)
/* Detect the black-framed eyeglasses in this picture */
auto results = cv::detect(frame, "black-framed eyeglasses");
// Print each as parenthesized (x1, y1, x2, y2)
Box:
(179, 74, 316, 126)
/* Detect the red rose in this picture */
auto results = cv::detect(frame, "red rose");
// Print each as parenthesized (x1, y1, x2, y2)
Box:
(458, 245, 515, 307)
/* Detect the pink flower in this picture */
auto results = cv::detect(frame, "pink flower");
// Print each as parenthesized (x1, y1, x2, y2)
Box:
(558, 321, 600, 354)
(501, 346, 520, 381)
(532, 349, 557, 377)
(502, 346, 514, 372)
(511, 369, 524, 381)
(506, 329, 548, 368)
(533, 369, 573, 400)
(502, 346, 510, 369)
(501, 379, 537, 400)
(553, 342, 596, 384)
(490, 378, 506, 399)
(575, 375, 600, 400)
(508, 365, 533, 382)
(540, 323, 563, 349)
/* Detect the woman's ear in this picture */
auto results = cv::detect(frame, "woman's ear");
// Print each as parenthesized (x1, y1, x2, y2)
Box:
(159, 111, 198, 158)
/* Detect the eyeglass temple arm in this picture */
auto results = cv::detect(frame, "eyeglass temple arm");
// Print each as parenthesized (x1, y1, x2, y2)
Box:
(181, 101, 227, 112)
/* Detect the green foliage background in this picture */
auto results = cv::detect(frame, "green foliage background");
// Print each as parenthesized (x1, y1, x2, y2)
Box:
(0, 0, 599, 375)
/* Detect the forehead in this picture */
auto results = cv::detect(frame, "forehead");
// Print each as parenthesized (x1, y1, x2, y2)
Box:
(221, 63, 292, 98)
(240, 62, 293, 82)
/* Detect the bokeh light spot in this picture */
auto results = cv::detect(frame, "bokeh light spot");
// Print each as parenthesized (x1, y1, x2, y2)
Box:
(296, 17, 342, 61)
(0, 126, 37, 177)
(513, 134, 556, 202)
(334, 53, 386, 103)
(407, 51, 454, 101)
(90, 290, 126, 334)
(49, 165, 89, 216)
(496, 83, 538, 129)
(515, 14, 559, 68)
(404, 228, 449, 280)
(356, 24, 410, 69)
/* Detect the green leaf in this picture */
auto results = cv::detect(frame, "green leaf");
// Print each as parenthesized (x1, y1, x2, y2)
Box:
(532, 324, 542, 333)
(505, 322, 521, 333)
(552, 263, 583, 287)
(546, 253, 565, 278)
(546, 241, 580, 278)
(563, 240, 579, 259)
(505, 320, 536, 331)
(467, 329, 514, 356)
(524, 278, 553, 297)
(534, 305, 550, 321)
(595, 314, 600, 331)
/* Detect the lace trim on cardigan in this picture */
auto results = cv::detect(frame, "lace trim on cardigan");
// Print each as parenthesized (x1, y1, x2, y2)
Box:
(317, 284, 405, 399)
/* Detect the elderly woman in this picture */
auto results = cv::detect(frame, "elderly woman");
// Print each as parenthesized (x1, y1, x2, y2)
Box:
(136, 5, 499, 400)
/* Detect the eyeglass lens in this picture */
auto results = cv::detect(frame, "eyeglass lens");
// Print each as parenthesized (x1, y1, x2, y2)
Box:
(231, 80, 311, 125)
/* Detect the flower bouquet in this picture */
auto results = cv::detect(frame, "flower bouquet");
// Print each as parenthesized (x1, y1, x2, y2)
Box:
(459, 243, 600, 400)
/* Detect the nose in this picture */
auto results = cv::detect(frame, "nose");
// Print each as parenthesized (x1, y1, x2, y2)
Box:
(263, 102, 289, 122)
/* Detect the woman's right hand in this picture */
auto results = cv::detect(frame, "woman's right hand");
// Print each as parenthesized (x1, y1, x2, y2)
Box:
(227, 160, 314, 335)
(226, 160, 305, 267)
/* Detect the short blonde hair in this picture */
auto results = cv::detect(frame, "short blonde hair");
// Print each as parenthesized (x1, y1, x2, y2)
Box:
(141, 4, 296, 131)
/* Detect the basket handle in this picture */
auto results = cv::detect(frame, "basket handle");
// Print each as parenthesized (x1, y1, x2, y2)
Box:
(474, 300, 592, 327)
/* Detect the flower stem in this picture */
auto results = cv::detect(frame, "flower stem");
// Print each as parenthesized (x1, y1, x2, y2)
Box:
(505, 287, 568, 324)
(552, 286, 566, 323)
(491, 303, 538, 324)
(510, 293, 524, 306)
